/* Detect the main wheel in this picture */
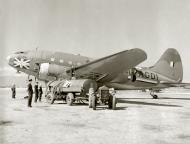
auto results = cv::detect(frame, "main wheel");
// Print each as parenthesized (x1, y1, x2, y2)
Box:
(66, 93, 74, 106)
(92, 96, 96, 110)
(112, 95, 116, 110)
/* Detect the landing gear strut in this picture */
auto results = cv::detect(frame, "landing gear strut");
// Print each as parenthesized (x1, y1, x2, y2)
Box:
(150, 91, 158, 99)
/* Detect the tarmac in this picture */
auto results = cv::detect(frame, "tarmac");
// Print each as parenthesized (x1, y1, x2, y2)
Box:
(0, 88, 190, 144)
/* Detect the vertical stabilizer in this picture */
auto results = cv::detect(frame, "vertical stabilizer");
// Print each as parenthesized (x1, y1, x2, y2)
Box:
(150, 48, 183, 82)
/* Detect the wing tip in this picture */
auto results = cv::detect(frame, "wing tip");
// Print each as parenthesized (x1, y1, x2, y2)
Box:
(130, 48, 147, 60)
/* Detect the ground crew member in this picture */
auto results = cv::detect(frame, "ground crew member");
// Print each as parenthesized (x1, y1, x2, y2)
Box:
(38, 84, 43, 102)
(11, 84, 16, 98)
(34, 82, 39, 102)
(108, 88, 116, 109)
(27, 79, 33, 107)
(109, 88, 116, 96)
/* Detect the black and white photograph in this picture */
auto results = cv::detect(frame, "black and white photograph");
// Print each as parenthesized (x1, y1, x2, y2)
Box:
(1, 0, 190, 144)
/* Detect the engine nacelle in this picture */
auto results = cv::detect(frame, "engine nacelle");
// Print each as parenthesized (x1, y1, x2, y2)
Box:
(38, 63, 68, 81)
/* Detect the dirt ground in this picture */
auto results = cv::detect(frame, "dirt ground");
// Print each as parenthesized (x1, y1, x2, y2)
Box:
(0, 88, 190, 144)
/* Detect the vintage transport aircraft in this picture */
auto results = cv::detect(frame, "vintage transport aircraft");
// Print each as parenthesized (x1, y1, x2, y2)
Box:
(7, 48, 185, 100)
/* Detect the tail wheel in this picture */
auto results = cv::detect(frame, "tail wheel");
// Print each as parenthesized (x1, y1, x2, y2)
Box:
(153, 95, 158, 99)
(112, 95, 116, 110)
(150, 91, 158, 99)
(66, 93, 74, 106)
(92, 96, 96, 110)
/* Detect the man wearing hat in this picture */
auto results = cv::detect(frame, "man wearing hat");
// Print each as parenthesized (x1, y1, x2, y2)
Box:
(34, 81, 39, 102)
(27, 79, 33, 107)
(38, 84, 43, 102)
(11, 84, 16, 99)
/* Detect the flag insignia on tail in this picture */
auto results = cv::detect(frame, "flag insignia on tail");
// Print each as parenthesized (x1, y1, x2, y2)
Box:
(13, 57, 30, 69)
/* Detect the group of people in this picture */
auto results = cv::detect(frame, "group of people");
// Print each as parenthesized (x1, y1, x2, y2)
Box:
(11, 79, 43, 107)
(27, 79, 43, 107)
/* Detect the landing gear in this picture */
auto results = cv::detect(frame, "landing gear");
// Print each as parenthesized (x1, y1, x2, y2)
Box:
(150, 91, 158, 99)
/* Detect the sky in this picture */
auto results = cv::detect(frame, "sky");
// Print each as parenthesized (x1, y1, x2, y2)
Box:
(0, 0, 190, 81)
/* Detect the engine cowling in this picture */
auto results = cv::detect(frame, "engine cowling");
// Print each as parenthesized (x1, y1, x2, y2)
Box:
(38, 63, 69, 81)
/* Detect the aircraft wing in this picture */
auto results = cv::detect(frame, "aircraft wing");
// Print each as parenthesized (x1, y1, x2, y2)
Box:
(67, 48, 147, 83)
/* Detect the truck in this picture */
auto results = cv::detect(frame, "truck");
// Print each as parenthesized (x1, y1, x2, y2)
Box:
(46, 79, 97, 105)
(45, 79, 117, 110)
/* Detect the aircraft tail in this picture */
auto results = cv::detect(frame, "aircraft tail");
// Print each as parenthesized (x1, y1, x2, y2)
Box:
(150, 48, 183, 82)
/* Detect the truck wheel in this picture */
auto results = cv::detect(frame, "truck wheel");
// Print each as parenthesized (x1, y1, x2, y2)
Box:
(92, 96, 96, 110)
(51, 98, 55, 104)
(108, 95, 113, 109)
(46, 94, 54, 104)
(112, 95, 116, 110)
(66, 93, 74, 106)
(89, 95, 92, 108)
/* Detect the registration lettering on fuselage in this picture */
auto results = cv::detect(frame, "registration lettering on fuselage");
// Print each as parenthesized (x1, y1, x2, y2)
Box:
(135, 70, 158, 81)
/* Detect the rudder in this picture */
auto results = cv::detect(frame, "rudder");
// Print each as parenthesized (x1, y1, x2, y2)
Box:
(150, 48, 183, 82)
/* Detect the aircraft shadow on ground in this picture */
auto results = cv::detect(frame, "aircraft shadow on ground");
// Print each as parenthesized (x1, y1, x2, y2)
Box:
(95, 107, 127, 111)
(54, 102, 88, 106)
(160, 97, 190, 100)
(118, 97, 190, 101)
(53, 101, 127, 110)
(118, 99, 182, 107)
(0, 120, 13, 126)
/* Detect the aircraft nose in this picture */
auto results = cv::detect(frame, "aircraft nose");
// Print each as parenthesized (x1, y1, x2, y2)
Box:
(7, 54, 15, 66)
(6, 55, 11, 61)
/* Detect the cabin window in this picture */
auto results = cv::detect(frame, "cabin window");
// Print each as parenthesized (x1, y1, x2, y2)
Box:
(170, 61, 174, 68)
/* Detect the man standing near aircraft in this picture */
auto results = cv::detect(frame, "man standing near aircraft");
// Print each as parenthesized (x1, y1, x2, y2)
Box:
(11, 84, 16, 99)
(27, 79, 33, 107)
(34, 82, 39, 102)
(38, 84, 43, 102)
